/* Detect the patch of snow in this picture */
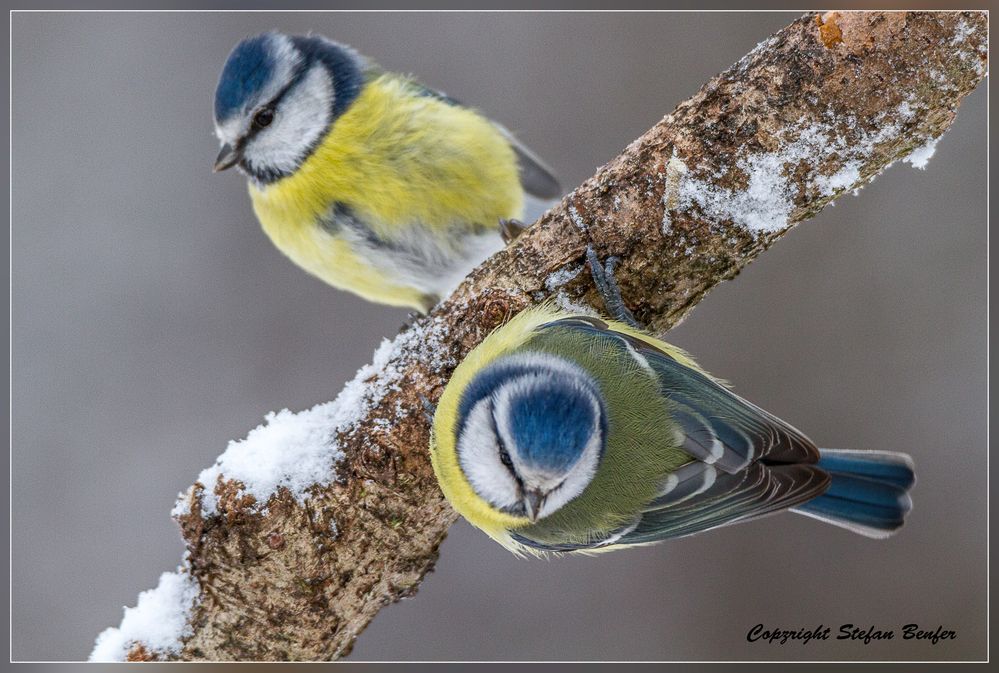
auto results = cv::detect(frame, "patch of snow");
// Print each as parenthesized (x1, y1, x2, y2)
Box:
(567, 205, 588, 232)
(815, 160, 862, 195)
(90, 568, 199, 662)
(929, 68, 951, 87)
(903, 136, 939, 170)
(661, 151, 688, 234)
(950, 18, 974, 46)
(946, 19, 987, 78)
(183, 334, 409, 517)
(679, 150, 792, 234)
(553, 290, 595, 315)
(735, 33, 779, 75)
(411, 315, 457, 372)
(170, 494, 190, 518)
(545, 264, 583, 292)
(672, 101, 925, 236)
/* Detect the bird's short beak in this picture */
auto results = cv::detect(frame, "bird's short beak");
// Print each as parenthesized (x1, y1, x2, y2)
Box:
(213, 143, 241, 172)
(523, 489, 547, 523)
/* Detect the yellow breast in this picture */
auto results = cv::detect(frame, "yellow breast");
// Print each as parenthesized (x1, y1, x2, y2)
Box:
(247, 74, 525, 310)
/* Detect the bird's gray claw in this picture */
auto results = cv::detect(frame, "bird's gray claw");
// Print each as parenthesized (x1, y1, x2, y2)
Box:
(586, 245, 642, 329)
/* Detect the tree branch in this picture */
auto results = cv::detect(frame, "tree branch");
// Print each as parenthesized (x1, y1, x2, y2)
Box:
(91, 11, 986, 662)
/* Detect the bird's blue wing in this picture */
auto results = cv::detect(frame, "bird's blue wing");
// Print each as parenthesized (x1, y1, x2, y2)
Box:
(619, 462, 828, 543)
(518, 316, 829, 550)
(511, 461, 827, 551)
(539, 316, 821, 471)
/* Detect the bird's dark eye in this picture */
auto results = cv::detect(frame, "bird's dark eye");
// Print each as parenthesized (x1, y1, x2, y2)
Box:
(489, 409, 521, 482)
(252, 108, 274, 129)
(497, 443, 515, 473)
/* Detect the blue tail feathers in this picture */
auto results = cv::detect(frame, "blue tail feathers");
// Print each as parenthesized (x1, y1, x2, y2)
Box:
(791, 449, 915, 538)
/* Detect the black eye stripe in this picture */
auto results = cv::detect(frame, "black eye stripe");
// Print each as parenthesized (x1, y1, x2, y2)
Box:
(242, 61, 307, 141)
(488, 408, 523, 487)
(497, 443, 515, 471)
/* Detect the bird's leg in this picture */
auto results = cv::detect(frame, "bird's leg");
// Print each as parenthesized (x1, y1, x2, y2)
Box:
(418, 394, 437, 424)
(585, 245, 643, 329)
(499, 218, 528, 244)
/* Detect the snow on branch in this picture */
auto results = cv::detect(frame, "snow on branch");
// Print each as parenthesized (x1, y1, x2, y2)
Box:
(91, 11, 986, 661)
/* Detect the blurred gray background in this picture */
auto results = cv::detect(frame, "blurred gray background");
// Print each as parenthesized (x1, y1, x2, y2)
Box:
(10, 12, 986, 661)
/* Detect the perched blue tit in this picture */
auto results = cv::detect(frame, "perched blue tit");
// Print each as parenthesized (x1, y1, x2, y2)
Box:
(430, 305, 915, 554)
(212, 32, 560, 312)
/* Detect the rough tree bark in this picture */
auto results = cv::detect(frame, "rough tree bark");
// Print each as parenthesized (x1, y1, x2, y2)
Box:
(103, 11, 986, 661)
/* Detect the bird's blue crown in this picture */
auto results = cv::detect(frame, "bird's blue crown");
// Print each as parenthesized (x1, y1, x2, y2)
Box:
(214, 33, 278, 122)
(505, 380, 601, 472)
(458, 355, 607, 474)
(215, 32, 364, 125)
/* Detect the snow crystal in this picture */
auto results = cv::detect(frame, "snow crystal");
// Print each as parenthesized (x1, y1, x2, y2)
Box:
(190, 405, 346, 516)
(90, 568, 199, 662)
(903, 137, 939, 170)
(181, 335, 407, 517)
(734, 33, 779, 75)
(946, 18, 987, 78)
(553, 290, 595, 315)
(661, 151, 688, 234)
(678, 149, 795, 234)
(409, 315, 456, 372)
(815, 160, 862, 195)
(170, 494, 190, 518)
(567, 205, 588, 232)
(545, 264, 583, 292)
(950, 18, 975, 46)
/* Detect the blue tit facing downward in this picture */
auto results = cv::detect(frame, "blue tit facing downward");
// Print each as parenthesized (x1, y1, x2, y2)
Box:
(430, 305, 915, 554)
(212, 32, 560, 312)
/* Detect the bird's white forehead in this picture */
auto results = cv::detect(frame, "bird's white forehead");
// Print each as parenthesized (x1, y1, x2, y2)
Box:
(214, 117, 242, 145)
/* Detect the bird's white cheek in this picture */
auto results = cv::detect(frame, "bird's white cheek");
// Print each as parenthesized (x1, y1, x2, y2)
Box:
(457, 402, 522, 512)
(244, 64, 333, 175)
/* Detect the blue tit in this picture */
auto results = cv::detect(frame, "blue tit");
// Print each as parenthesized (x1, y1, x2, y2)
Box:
(430, 304, 915, 554)
(212, 31, 560, 312)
